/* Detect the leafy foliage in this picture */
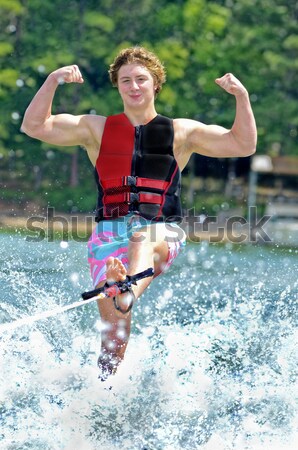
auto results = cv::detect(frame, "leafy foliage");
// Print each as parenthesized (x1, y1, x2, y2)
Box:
(0, 0, 297, 212)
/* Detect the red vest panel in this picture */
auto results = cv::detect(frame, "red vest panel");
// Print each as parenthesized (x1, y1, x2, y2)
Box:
(94, 113, 182, 222)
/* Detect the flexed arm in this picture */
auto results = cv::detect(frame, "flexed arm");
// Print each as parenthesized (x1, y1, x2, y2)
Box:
(21, 65, 91, 148)
(174, 73, 257, 163)
(214, 73, 257, 155)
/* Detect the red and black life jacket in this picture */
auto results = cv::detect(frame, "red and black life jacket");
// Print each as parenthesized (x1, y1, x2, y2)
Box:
(94, 113, 182, 222)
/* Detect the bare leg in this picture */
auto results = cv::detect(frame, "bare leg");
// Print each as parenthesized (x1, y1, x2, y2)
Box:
(96, 224, 172, 379)
(96, 257, 131, 380)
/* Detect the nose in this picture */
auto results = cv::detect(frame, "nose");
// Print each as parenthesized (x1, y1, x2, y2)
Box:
(130, 80, 139, 90)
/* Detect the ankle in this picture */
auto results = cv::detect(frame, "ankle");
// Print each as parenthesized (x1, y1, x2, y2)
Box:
(113, 288, 136, 314)
(97, 352, 121, 380)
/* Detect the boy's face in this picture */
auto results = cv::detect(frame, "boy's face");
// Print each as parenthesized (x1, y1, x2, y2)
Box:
(117, 63, 156, 109)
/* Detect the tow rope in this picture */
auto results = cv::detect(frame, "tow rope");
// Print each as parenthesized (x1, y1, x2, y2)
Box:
(0, 268, 154, 334)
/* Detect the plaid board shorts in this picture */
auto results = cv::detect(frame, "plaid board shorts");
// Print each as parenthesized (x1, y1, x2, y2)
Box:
(87, 214, 186, 288)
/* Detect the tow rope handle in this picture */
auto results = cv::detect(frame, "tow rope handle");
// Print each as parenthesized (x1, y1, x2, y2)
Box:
(81, 267, 154, 300)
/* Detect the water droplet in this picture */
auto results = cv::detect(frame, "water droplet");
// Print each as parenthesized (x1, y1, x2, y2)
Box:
(70, 272, 79, 284)
(11, 112, 20, 120)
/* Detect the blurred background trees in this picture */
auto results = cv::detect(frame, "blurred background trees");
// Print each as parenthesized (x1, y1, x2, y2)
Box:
(0, 0, 297, 214)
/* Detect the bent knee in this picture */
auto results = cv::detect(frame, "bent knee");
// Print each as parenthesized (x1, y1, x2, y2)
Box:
(129, 230, 153, 246)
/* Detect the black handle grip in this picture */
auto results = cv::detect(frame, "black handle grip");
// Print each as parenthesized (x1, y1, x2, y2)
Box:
(81, 267, 154, 301)
(81, 285, 105, 300)
(128, 267, 154, 284)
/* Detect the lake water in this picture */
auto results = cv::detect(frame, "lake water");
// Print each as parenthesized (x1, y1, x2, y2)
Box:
(0, 232, 297, 450)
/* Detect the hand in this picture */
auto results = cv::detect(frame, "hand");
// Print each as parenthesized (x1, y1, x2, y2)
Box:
(51, 65, 84, 85)
(215, 73, 247, 97)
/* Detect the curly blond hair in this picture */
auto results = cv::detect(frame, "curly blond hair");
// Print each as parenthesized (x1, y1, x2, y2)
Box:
(109, 46, 166, 95)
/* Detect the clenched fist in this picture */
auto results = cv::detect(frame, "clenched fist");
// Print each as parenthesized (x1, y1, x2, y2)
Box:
(215, 73, 247, 97)
(51, 65, 84, 85)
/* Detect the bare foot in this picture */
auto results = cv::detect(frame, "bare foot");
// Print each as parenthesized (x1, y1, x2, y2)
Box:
(97, 351, 120, 382)
(105, 257, 135, 314)
(105, 256, 127, 284)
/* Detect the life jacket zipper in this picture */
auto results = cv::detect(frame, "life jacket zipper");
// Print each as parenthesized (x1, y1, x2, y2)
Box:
(131, 125, 142, 177)
(129, 125, 142, 213)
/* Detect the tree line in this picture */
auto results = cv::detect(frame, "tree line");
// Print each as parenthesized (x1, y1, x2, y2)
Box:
(0, 0, 297, 212)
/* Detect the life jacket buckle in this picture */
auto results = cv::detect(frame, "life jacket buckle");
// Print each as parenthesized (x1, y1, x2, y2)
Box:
(128, 192, 139, 204)
(125, 176, 137, 187)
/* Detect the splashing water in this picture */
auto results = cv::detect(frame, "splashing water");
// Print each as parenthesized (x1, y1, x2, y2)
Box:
(0, 233, 297, 449)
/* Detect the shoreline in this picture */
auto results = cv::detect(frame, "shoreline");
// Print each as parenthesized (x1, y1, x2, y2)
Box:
(0, 212, 243, 244)
(1, 212, 298, 248)
(0, 212, 94, 239)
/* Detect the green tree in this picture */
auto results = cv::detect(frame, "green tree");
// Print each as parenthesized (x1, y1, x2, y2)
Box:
(0, 0, 297, 213)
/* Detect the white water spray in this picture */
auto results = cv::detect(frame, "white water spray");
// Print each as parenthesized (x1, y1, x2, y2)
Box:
(0, 294, 100, 334)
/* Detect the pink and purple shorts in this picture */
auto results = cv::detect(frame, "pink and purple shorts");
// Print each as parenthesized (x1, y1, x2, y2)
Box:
(87, 214, 186, 288)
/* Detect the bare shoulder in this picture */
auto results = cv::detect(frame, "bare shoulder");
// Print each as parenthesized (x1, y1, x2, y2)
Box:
(173, 118, 204, 171)
(81, 114, 106, 165)
(81, 114, 106, 142)
(174, 117, 205, 136)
